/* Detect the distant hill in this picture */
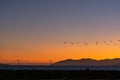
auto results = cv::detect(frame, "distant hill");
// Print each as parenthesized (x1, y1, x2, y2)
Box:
(0, 63, 9, 66)
(52, 58, 120, 66)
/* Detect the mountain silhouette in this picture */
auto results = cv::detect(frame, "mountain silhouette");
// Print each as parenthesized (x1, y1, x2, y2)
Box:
(52, 58, 120, 66)
(0, 63, 9, 66)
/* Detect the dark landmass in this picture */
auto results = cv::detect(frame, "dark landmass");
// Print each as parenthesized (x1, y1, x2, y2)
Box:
(0, 63, 9, 66)
(1, 58, 120, 80)
(52, 58, 120, 66)
(0, 70, 120, 80)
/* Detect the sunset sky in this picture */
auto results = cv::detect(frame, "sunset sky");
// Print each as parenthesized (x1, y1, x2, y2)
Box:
(1, 0, 120, 64)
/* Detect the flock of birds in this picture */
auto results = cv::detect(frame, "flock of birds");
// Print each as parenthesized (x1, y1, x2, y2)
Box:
(64, 40, 120, 46)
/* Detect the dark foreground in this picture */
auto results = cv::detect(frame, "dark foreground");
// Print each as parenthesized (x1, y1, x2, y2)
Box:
(0, 70, 120, 80)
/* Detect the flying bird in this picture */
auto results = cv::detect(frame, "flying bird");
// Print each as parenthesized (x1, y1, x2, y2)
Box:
(70, 41, 74, 44)
(64, 41, 67, 44)
(77, 42, 79, 44)
(104, 41, 110, 45)
(104, 41, 106, 43)
(96, 41, 98, 45)
(110, 40, 113, 43)
(84, 42, 88, 46)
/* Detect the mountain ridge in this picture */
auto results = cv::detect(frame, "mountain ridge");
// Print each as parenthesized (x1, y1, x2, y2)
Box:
(52, 58, 120, 66)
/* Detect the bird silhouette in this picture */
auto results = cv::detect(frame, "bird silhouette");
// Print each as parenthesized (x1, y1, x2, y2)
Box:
(84, 42, 88, 46)
(110, 40, 113, 43)
(96, 41, 98, 45)
(104, 41, 106, 43)
(64, 41, 67, 44)
(77, 42, 79, 44)
(70, 41, 74, 44)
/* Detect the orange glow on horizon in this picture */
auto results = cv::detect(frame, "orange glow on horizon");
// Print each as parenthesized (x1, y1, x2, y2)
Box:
(1, 41, 120, 64)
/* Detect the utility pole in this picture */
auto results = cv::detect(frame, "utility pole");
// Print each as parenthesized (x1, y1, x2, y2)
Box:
(18, 59, 20, 65)
(50, 59, 52, 65)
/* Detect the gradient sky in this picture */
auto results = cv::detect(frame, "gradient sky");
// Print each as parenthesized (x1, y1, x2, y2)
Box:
(1, 0, 120, 64)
